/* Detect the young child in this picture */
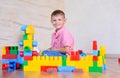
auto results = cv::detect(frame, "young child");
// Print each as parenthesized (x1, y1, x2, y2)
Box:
(42, 10, 74, 56)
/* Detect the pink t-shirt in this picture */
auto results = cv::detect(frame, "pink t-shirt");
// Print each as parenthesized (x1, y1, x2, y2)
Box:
(51, 27, 74, 54)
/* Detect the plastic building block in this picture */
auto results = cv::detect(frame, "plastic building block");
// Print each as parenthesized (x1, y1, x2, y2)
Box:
(19, 40, 23, 46)
(23, 61, 28, 66)
(27, 34, 33, 40)
(93, 56, 98, 61)
(70, 51, 80, 60)
(24, 51, 32, 56)
(92, 50, 98, 56)
(2, 54, 17, 59)
(118, 58, 120, 64)
(58, 66, 75, 72)
(93, 40, 97, 50)
(46, 68, 58, 72)
(41, 66, 58, 72)
(21, 24, 27, 31)
(6, 46, 10, 54)
(23, 33, 28, 40)
(80, 52, 86, 56)
(24, 56, 33, 60)
(2, 63, 9, 69)
(20, 51, 24, 57)
(26, 24, 34, 34)
(32, 41, 38, 47)
(102, 64, 106, 71)
(24, 46, 31, 52)
(62, 56, 66, 66)
(2, 59, 17, 71)
(16, 63, 21, 69)
(32, 51, 38, 56)
(23, 40, 33, 50)
(89, 67, 102, 72)
(10, 46, 18, 55)
(78, 49, 83, 54)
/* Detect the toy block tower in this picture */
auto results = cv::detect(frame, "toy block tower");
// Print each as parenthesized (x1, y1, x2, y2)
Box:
(89, 40, 103, 72)
(19, 24, 38, 60)
(2, 46, 19, 71)
(19, 24, 39, 71)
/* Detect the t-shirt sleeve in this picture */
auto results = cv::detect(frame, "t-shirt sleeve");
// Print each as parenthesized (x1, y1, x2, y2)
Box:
(62, 31, 73, 47)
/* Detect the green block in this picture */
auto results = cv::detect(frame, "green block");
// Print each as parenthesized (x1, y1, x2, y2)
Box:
(24, 61, 28, 66)
(62, 56, 66, 66)
(10, 46, 18, 54)
(24, 46, 30, 52)
(98, 50, 100, 56)
(93, 61, 97, 67)
(89, 67, 102, 72)
(23, 33, 28, 40)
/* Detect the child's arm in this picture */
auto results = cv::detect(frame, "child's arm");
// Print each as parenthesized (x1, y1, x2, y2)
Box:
(50, 46, 70, 53)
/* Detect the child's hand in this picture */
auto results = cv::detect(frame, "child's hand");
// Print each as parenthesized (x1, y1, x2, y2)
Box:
(48, 47, 52, 50)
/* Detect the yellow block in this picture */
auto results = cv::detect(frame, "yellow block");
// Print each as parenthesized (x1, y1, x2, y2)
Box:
(26, 24, 34, 34)
(27, 34, 33, 40)
(98, 56, 103, 67)
(24, 66, 40, 71)
(2, 46, 6, 55)
(23, 40, 33, 50)
(100, 45, 106, 56)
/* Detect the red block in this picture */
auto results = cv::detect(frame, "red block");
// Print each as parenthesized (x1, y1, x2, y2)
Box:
(2, 63, 9, 70)
(16, 63, 21, 69)
(118, 58, 120, 64)
(78, 50, 82, 54)
(41, 66, 58, 72)
(20, 51, 24, 57)
(93, 56, 98, 61)
(32, 51, 38, 56)
(6, 46, 10, 54)
(93, 40, 97, 50)
(2, 54, 17, 59)
(24, 56, 33, 60)
(70, 51, 80, 60)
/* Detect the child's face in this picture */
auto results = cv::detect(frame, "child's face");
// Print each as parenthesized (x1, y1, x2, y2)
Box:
(51, 14, 66, 30)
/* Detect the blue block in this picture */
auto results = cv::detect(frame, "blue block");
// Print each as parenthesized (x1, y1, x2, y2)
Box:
(92, 50, 98, 56)
(103, 64, 106, 70)
(21, 24, 27, 31)
(42, 50, 66, 56)
(24, 51, 32, 56)
(19, 40, 23, 46)
(32, 41, 38, 47)
(80, 52, 86, 56)
(2, 59, 17, 71)
(2, 59, 9, 64)
(58, 66, 75, 72)
(17, 51, 24, 64)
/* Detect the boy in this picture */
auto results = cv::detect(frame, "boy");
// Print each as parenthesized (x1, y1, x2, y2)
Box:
(42, 10, 74, 56)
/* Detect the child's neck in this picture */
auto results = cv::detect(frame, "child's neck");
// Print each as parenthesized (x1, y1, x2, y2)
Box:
(55, 26, 64, 32)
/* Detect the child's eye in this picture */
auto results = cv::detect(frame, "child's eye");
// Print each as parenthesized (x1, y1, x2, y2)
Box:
(58, 19, 61, 21)
(53, 20, 56, 22)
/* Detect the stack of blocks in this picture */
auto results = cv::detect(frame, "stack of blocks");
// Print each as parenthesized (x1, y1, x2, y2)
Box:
(2, 46, 20, 71)
(2, 24, 106, 72)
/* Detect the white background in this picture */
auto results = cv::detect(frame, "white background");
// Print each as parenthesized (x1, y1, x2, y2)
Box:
(65, 0, 120, 54)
